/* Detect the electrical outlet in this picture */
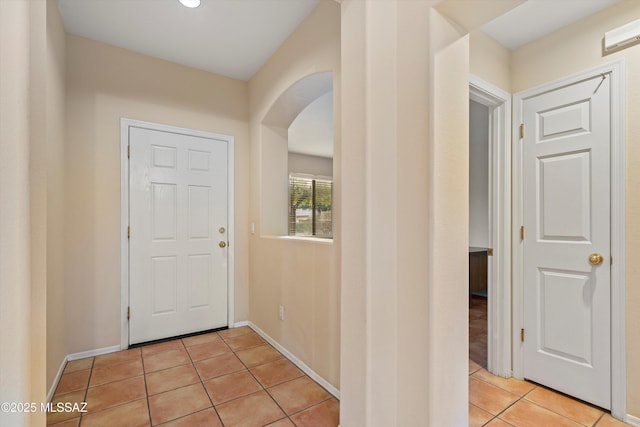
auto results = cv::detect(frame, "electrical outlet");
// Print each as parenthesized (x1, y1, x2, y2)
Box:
(279, 305, 285, 321)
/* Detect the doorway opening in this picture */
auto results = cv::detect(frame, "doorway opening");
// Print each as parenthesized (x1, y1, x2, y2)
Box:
(469, 76, 512, 378)
(468, 99, 490, 370)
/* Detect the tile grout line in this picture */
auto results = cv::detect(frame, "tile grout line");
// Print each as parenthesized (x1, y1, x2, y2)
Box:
(224, 333, 295, 425)
(184, 334, 228, 427)
(221, 330, 335, 426)
(485, 385, 536, 424)
(140, 349, 153, 427)
(62, 330, 338, 427)
(593, 411, 606, 426)
(80, 357, 95, 425)
(520, 388, 605, 427)
(79, 351, 148, 424)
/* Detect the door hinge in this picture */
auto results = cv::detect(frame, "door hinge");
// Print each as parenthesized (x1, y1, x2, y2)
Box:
(127, 145, 130, 159)
(128, 226, 130, 239)
(519, 123, 525, 139)
(487, 248, 493, 256)
(521, 328, 525, 342)
(611, 256, 613, 265)
(127, 306, 130, 320)
(520, 225, 525, 241)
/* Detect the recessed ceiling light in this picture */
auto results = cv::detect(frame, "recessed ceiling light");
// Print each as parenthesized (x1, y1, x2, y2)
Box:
(178, 0, 201, 8)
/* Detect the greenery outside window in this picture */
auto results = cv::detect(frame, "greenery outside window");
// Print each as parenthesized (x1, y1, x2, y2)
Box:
(288, 174, 332, 239)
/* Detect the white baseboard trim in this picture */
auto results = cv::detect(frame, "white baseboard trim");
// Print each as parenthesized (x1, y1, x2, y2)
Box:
(47, 344, 121, 403)
(231, 320, 249, 328)
(67, 345, 121, 361)
(47, 356, 68, 403)
(626, 414, 640, 426)
(247, 321, 340, 400)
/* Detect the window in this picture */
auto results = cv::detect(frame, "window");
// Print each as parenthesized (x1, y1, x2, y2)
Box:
(288, 174, 333, 239)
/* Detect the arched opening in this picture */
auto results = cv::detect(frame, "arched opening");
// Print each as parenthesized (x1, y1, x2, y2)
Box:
(259, 72, 333, 237)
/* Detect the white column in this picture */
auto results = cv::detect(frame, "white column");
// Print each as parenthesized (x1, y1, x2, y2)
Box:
(340, 1, 470, 426)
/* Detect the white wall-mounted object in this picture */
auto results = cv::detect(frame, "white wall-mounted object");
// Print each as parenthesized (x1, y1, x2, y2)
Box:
(178, 0, 200, 8)
(604, 19, 640, 51)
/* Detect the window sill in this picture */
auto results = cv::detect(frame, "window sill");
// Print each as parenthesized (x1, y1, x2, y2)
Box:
(262, 235, 334, 245)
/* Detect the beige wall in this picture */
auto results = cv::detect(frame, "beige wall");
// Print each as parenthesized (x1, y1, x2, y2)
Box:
(0, 1, 35, 422)
(0, 0, 50, 423)
(29, 1, 48, 423)
(64, 35, 250, 354)
(470, 29, 511, 93)
(288, 152, 333, 177)
(248, 0, 341, 388)
(510, 0, 640, 416)
(46, 0, 68, 392)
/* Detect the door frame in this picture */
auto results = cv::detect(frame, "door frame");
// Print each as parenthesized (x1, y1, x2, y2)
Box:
(512, 60, 626, 418)
(119, 118, 235, 349)
(469, 75, 512, 378)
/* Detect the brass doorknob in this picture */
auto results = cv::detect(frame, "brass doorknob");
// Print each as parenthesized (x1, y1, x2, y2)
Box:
(219, 241, 227, 248)
(589, 253, 604, 265)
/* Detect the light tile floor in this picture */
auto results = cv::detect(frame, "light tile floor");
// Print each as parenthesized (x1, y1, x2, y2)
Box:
(469, 295, 631, 427)
(46, 313, 632, 427)
(47, 326, 339, 426)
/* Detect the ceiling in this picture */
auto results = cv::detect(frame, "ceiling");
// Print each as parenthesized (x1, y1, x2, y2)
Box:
(57, 0, 625, 81)
(481, 0, 622, 50)
(57, 0, 622, 158)
(57, 0, 320, 81)
(288, 91, 334, 159)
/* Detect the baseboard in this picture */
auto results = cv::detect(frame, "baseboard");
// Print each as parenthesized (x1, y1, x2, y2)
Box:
(47, 344, 121, 403)
(231, 320, 249, 328)
(247, 322, 340, 399)
(67, 344, 121, 361)
(47, 356, 68, 403)
(626, 414, 640, 426)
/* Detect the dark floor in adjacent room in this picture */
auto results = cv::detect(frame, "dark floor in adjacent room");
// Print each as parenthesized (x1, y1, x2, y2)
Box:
(469, 295, 488, 369)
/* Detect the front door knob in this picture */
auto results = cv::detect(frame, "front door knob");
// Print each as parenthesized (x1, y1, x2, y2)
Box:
(219, 241, 227, 248)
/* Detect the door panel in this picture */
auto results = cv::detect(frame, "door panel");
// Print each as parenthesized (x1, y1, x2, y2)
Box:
(538, 151, 591, 241)
(151, 256, 177, 315)
(129, 126, 228, 344)
(522, 74, 610, 409)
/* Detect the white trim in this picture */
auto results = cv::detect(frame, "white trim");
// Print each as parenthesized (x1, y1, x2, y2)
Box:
(289, 172, 333, 182)
(47, 344, 131, 402)
(248, 321, 341, 399)
(120, 118, 235, 349)
(67, 345, 122, 361)
(278, 235, 334, 244)
(231, 320, 248, 328)
(609, 59, 627, 422)
(120, 121, 130, 350)
(227, 138, 236, 328)
(626, 414, 640, 427)
(512, 60, 626, 417)
(47, 357, 68, 402)
(469, 75, 512, 378)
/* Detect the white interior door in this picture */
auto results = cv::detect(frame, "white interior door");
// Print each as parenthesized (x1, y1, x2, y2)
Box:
(521, 74, 611, 409)
(129, 125, 228, 344)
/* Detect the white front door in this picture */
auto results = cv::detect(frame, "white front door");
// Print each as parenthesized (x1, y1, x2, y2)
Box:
(129, 125, 229, 344)
(521, 74, 611, 409)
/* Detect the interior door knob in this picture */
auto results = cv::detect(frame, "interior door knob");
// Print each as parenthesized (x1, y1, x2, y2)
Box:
(589, 253, 604, 265)
(219, 241, 227, 248)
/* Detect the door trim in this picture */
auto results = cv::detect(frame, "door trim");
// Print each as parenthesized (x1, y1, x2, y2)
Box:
(469, 75, 512, 378)
(512, 60, 626, 418)
(120, 118, 235, 349)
